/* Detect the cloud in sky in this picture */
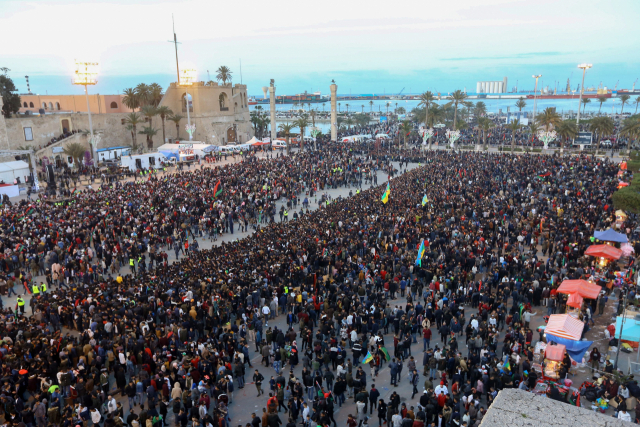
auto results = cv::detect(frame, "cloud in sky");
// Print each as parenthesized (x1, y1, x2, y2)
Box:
(442, 51, 569, 61)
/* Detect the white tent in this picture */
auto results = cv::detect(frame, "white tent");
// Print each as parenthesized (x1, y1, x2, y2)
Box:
(0, 161, 30, 184)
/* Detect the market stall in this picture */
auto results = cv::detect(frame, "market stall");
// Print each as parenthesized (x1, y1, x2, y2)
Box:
(593, 228, 628, 243)
(543, 344, 566, 380)
(545, 314, 584, 341)
(584, 244, 623, 260)
(556, 279, 602, 300)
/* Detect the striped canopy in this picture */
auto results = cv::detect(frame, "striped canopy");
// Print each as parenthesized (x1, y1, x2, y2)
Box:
(545, 314, 584, 341)
(585, 244, 623, 260)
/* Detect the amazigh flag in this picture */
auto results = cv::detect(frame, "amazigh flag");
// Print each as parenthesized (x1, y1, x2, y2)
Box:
(381, 182, 390, 204)
(362, 351, 374, 364)
(213, 180, 222, 197)
(503, 359, 511, 371)
(415, 240, 426, 267)
(380, 346, 391, 362)
(422, 195, 428, 207)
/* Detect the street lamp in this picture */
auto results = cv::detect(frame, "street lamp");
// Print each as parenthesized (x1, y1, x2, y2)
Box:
(576, 63, 592, 125)
(72, 60, 99, 163)
(180, 68, 196, 140)
(532, 74, 542, 123)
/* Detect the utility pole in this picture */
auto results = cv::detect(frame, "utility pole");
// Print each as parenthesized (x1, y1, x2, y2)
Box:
(576, 64, 592, 125)
(168, 14, 181, 84)
(614, 291, 627, 370)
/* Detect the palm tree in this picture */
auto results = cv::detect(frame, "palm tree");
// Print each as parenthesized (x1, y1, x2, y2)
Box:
(418, 91, 436, 147)
(369, 100, 374, 113)
(278, 123, 295, 156)
(168, 115, 183, 140)
(309, 110, 317, 128)
(135, 83, 150, 107)
(590, 116, 615, 156)
(581, 98, 591, 114)
(506, 120, 522, 151)
(397, 107, 406, 115)
(139, 126, 159, 151)
(124, 113, 143, 150)
(205, 81, 216, 87)
(527, 122, 540, 148)
(400, 121, 412, 148)
(345, 104, 350, 114)
(122, 88, 140, 111)
(555, 120, 578, 153)
(620, 94, 631, 114)
(292, 101, 298, 112)
(635, 96, 640, 114)
(361, 105, 365, 113)
(338, 103, 341, 113)
(345, 117, 355, 130)
(216, 66, 232, 85)
(63, 142, 88, 168)
(463, 101, 474, 122)
(148, 83, 163, 107)
(477, 117, 494, 150)
(474, 102, 487, 120)
(395, 103, 398, 114)
(536, 107, 562, 132)
(516, 97, 527, 112)
(597, 96, 607, 114)
(621, 117, 640, 155)
(294, 115, 310, 150)
(141, 105, 158, 132)
(385, 102, 390, 116)
(155, 106, 173, 145)
(445, 89, 468, 130)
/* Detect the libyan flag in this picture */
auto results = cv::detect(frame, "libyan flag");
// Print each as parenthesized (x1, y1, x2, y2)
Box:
(213, 180, 223, 197)
(379, 346, 391, 361)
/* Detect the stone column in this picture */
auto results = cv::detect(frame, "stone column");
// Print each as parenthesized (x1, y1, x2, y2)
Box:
(330, 83, 337, 142)
(269, 84, 276, 141)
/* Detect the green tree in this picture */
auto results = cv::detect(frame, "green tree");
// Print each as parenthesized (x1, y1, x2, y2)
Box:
(135, 83, 150, 107)
(294, 115, 310, 150)
(139, 126, 159, 151)
(536, 107, 562, 132)
(148, 83, 163, 107)
(397, 107, 406, 115)
(122, 88, 140, 111)
(635, 96, 640, 114)
(516, 97, 527, 112)
(400, 120, 412, 148)
(445, 90, 468, 130)
(369, 100, 374, 113)
(0, 69, 21, 118)
(278, 123, 295, 156)
(506, 120, 522, 151)
(155, 106, 173, 145)
(63, 142, 88, 168)
(140, 106, 158, 145)
(418, 91, 436, 138)
(168, 115, 183, 140)
(477, 117, 494, 150)
(620, 94, 631, 114)
(555, 120, 578, 153)
(621, 117, 640, 155)
(124, 113, 143, 150)
(581, 98, 591, 114)
(474, 102, 487, 120)
(216, 66, 232, 85)
(345, 104, 350, 114)
(590, 116, 615, 156)
(597, 95, 607, 114)
(338, 102, 341, 113)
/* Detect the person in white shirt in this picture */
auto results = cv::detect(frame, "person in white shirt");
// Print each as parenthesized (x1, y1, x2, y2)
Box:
(91, 408, 102, 425)
(107, 395, 117, 414)
(434, 382, 448, 395)
(618, 410, 631, 422)
(471, 318, 479, 331)
(261, 305, 270, 326)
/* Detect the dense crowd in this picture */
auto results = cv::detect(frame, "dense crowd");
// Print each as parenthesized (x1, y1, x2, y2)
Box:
(0, 147, 638, 427)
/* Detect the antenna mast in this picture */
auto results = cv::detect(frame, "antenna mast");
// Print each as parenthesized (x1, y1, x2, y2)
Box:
(168, 14, 181, 84)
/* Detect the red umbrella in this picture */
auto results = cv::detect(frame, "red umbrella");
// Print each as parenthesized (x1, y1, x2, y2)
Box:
(585, 244, 622, 260)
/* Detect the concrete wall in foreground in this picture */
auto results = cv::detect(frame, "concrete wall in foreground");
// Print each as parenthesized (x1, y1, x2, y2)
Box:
(480, 389, 631, 427)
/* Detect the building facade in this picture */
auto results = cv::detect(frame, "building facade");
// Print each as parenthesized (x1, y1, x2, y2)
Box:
(17, 94, 135, 115)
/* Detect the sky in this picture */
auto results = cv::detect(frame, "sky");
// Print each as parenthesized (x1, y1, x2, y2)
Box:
(3, 0, 639, 97)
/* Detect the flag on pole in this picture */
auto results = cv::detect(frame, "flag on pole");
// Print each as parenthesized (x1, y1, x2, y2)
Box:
(421, 194, 428, 206)
(380, 346, 391, 361)
(213, 180, 222, 197)
(362, 352, 374, 364)
(381, 183, 390, 204)
(415, 240, 426, 266)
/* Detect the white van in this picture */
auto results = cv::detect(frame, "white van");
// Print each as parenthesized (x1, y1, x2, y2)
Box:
(272, 140, 287, 149)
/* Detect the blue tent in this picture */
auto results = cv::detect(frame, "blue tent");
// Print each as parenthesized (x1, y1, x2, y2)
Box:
(159, 151, 178, 160)
(546, 334, 593, 362)
(615, 316, 640, 342)
(593, 228, 628, 243)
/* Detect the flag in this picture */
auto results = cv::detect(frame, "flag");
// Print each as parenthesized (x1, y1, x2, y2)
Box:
(503, 360, 511, 371)
(422, 195, 428, 207)
(381, 183, 390, 204)
(415, 240, 425, 266)
(362, 352, 374, 364)
(213, 180, 222, 198)
(322, 248, 328, 258)
(380, 346, 391, 361)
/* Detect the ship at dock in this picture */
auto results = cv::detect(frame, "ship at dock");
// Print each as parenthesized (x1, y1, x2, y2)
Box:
(254, 91, 328, 105)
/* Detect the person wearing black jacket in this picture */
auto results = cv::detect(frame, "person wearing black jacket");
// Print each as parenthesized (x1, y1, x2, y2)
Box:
(377, 400, 387, 427)
(369, 385, 380, 415)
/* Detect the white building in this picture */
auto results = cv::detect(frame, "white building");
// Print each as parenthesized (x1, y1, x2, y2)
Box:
(477, 77, 509, 94)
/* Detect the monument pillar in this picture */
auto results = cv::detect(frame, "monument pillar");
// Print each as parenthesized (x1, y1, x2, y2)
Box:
(330, 83, 337, 142)
(269, 81, 276, 142)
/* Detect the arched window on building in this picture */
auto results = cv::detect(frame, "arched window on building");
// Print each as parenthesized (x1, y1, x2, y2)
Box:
(29, 102, 34, 108)
(56, 102, 61, 110)
(110, 101, 118, 109)
(42, 102, 47, 109)
(181, 93, 193, 112)
(23, 102, 28, 108)
(219, 93, 229, 111)
(48, 102, 53, 110)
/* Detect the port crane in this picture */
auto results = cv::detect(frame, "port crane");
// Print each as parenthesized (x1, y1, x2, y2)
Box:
(397, 87, 405, 96)
(633, 79, 638, 91)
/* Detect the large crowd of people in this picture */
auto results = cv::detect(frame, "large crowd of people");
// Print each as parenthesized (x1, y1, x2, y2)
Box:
(0, 144, 638, 427)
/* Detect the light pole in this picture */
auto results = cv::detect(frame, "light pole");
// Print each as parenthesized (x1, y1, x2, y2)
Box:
(576, 63, 592, 125)
(73, 60, 98, 163)
(532, 74, 541, 123)
(180, 69, 196, 140)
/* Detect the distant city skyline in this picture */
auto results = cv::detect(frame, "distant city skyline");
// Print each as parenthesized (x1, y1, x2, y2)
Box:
(3, 0, 639, 96)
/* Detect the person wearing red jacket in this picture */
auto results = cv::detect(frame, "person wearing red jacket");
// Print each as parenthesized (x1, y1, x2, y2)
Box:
(422, 328, 432, 351)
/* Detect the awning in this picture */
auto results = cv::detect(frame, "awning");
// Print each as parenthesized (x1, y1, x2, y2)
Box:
(545, 344, 566, 361)
(615, 316, 640, 342)
(546, 335, 593, 362)
(556, 279, 602, 299)
(545, 314, 585, 341)
(593, 228, 628, 243)
(585, 244, 623, 260)
(566, 293, 584, 309)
